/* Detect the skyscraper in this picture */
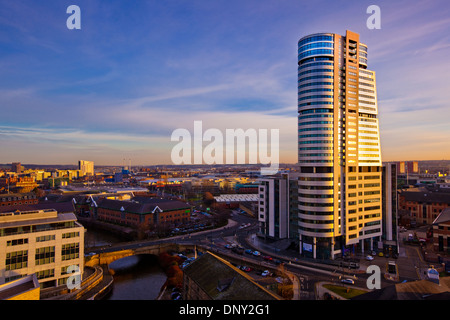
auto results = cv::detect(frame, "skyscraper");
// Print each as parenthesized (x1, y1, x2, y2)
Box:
(78, 160, 94, 176)
(297, 30, 382, 259)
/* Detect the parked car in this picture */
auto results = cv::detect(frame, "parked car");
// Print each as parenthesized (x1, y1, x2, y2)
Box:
(341, 278, 355, 285)
(366, 255, 374, 261)
(252, 251, 261, 256)
(263, 255, 273, 261)
(245, 249, 253, 255)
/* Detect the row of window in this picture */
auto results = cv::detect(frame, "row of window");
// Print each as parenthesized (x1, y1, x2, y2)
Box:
(298, 68, 333, 77)
(299, 140, 332, 145)
(5, 243, 80, 271)
(298, 74, 334, 83)
(298, 88, 333, 96)
(299, 101, 333, 107)
(298, 49, 334, 61)
(298, 108, 333, 115)
(298, 95, 334, 102)
(298, 81, 333, 90)
(298, 35, 333, 48)
(298, 61, 333, 71)
(299, 134, 333, 139)
(298, 120, 334, 126)
(298, 41, 333, 54)
(299, 114, 334, 121)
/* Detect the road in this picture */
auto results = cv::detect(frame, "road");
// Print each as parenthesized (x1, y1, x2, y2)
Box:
(86, 210, 428, 299)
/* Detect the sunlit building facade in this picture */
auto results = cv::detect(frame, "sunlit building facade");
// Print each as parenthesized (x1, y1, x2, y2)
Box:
(0, 209, 85, 288)
(297, 30, 382, 259)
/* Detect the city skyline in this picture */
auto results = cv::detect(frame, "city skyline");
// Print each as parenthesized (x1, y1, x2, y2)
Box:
(1, 0, 450, 166)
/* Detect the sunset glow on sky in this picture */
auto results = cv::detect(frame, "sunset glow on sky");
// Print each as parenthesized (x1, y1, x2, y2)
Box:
(1, 0, 450, 165)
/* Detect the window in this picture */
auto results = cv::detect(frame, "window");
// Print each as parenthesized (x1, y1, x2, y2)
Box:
(35, 246, 55, 265)
(7, 238, 28, 246)
(6, 250, 28, 271)
(62, 243, 80, 261)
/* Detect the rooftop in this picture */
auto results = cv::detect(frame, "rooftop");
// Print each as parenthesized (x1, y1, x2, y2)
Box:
(96, 197, 191, 214)
(183, 251, 280, 300)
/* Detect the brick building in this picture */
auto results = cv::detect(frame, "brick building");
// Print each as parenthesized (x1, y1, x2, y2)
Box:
(432, 208, 450, 254)
(90, 196, 191, 229)
(0, 193, 38, 208)
(399, 190, 450, 226)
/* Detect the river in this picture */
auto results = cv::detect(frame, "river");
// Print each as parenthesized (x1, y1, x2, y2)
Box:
(84, 227, 167, 300)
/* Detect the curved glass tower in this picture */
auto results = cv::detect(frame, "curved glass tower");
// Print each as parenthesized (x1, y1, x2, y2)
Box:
(297, 30, 382, 259)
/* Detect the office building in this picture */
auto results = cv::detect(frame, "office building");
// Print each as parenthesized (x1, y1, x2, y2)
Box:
(0, 209, 85, 288)
(382, 162, 398, 254)
(258, 173, 299, 240)
(297, 30, 382, 259)
(78, 160, 94, 176)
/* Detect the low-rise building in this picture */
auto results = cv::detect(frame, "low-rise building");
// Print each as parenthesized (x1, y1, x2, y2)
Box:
(432, 208, 450, 254)
(0, 209, 85, 288)
(0, 193, 38, 208)
(91, 196, 191, 229)
(399, 190, 450, 226)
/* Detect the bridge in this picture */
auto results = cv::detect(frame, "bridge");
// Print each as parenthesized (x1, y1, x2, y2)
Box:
(84, 242, 200, 267)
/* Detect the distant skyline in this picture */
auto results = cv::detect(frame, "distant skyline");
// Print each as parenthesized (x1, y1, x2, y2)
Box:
(1, 0, 450, 165)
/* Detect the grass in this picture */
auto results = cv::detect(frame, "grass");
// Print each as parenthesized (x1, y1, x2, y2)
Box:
(323, 284, 368, 299)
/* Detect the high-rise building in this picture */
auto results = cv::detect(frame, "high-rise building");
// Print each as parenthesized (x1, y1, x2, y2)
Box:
(11, 162, 22, 174)
(297, 30, 382, 259)
(78, 160, 94, 176)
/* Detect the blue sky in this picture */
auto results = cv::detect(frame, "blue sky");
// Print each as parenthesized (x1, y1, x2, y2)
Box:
(1, 0, 450, 165)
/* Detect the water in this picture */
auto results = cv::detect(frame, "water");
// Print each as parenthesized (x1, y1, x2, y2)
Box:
(106, 255, 167, 300)
(84, 227, 124, 248)
(84, 227, 167, 300)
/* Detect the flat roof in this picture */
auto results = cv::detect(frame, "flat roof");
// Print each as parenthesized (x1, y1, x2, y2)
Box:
(0, 211, 80, 229)
(214, 194, 259, 202)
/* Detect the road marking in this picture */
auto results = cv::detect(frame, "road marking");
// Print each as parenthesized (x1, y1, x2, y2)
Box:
(415, 247, 424, 263)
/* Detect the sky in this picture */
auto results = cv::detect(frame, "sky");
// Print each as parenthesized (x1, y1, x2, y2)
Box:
(0, 0, 450, 166)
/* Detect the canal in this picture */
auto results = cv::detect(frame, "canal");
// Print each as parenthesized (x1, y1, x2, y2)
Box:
(85, 227, 167, 300)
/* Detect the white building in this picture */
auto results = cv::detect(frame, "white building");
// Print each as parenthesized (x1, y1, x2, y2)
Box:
(0, 209, 85, 288)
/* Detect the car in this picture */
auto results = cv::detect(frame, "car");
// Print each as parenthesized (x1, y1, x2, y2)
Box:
(224, 244, 232, 249)
(252, 251, 261, 256)
(341, 278, 355, 285)
(245, 249, 253, 255)
(242, 266, 252, 272)
(365, 255, 374, 261)
(261, 270, 270, 277)
(263, 255, 273, 261)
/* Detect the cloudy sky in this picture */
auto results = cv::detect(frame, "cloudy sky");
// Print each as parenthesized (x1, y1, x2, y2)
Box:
(0, 0, 449, 166)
